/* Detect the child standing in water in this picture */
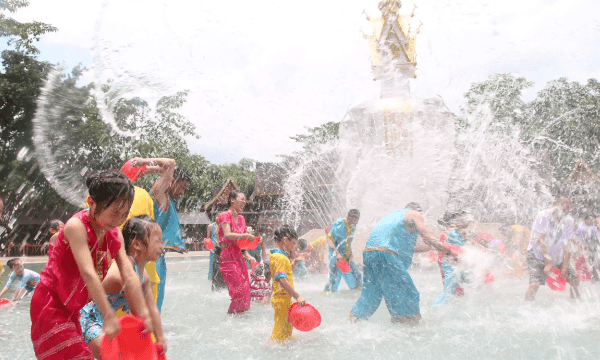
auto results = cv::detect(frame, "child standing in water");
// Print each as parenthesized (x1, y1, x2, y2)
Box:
(80, 215, 167, 359)
(0, 258, 40, 301)
(270, 225, 306, 341)
(30, 170, 152, 359)
(434, 210, 473, 306)
(250, 239, 271, 302)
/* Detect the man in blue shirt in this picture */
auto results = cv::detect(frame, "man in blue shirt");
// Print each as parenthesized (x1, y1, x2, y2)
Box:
(151, 166, 192, 312)
(324, 209, 363, 292)
(350, 203, 454, 325)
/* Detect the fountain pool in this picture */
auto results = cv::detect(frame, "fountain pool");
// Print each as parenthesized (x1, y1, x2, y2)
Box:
(2, 257, 600, 359)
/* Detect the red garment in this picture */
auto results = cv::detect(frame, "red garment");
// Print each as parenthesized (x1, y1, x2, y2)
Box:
(437, 229, 464, 297)
(31, 210, 121, 359)
(218, 211, 251, 313)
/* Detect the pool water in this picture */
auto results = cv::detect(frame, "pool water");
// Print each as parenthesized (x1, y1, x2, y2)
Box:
(2, 258, 600, 359)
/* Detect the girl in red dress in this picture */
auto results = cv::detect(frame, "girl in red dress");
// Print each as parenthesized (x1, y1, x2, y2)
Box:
(30, 170, 153, 360)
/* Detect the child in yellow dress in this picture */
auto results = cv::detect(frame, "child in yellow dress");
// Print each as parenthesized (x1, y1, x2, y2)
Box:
(270, 225, 307, 341)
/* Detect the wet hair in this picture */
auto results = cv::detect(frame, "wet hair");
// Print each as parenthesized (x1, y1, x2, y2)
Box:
(86, 170, 135, 213)
(173, 167, 192, 183)
(347, 209, 360, 218)
(7, 258, 21, 269)
(297, 238, 308, 252)
(227, 189, 243, 207)
(405, 202, 423, 212)
(49, 219, 63, 231)
(122, 215, 158, 253)
(274, 225, 298, 242)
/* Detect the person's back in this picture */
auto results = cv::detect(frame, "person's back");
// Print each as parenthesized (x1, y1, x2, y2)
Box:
(365, 209, 418, 267)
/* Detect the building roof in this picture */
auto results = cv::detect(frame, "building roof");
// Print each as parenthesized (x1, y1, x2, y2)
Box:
(249, 162, 286, 201)
(568, 159, 600, 185)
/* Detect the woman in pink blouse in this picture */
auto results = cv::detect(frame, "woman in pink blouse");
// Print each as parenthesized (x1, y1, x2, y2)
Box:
(218, 190, 256, 314)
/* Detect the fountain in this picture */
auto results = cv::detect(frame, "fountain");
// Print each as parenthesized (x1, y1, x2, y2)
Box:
(337, 0, 456, 230)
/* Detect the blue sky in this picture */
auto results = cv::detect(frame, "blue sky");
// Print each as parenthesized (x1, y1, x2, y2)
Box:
(7, 0, 600, 164)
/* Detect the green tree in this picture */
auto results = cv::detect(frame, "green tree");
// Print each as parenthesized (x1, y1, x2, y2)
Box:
(456, 73, 533, 134)
(1, 0, 57, 54)
(525, 78, 600, 180)
(290, 121, 340, 156)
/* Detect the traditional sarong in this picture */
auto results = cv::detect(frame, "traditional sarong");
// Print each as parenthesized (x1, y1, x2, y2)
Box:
(31, 284, 94, 360)
(218, 210, 251, 313)
(220, 245, 251, 313)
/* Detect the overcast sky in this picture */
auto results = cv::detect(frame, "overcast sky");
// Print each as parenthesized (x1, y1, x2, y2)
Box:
(8, 0, 600, 164)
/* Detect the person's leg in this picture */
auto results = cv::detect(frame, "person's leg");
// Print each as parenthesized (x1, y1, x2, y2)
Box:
(565, 265, 580, 299)
(271, 296, 293, 341)
(350, 251, 383, 320)
(349, 260, 362, 288)
(212, 248, 226, 291)
(380, 252, 421, 324)
(155, 254, 167, 312)
(208, 251, 215, 280)
(80, 302, 105, 360)
(325, 253, 341, 291)
(221, 248, 251, 313)
(433, 263, 459, 306)
(525, 249, 544, 301)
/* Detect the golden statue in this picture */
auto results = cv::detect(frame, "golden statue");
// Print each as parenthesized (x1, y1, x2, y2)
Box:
(366, 0, 420, 79)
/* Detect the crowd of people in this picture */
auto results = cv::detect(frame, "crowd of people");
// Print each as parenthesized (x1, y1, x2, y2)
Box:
(0, 156, 599, 359)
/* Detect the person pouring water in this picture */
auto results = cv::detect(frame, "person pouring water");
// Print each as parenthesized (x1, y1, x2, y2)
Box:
(524, 197, 580, 300)
(324, 209, 363, 292)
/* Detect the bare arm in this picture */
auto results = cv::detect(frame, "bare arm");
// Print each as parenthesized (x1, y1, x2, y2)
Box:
(64, 219, 120, 339)
(260, 238, 268, 263)
(409, 211, 457, 256)
(276, 278, 305, 306)
(0, 286, 8, 298)
(414, 236, 432, 253)
(221, 222, 254, 241)
(142, 270, 166, 354)
(326, 232, 343, 260)
(206, 223, 212, 239)
(142, 157, 176, 210)
(114, 243, 153, 334)
(49, 233, 58, 247)
(535, 233, 551, 266)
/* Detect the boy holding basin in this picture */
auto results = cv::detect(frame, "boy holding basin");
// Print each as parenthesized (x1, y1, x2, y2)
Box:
(270, 225, 306, 341)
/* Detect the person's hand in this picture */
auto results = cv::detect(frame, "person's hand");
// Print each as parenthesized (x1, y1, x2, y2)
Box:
(129, 157, 145, 167)
(544, 263, 553, 274)
(246, 233, 256, 240)
(157, 338, 168, 356)
(336, 253, 343, 261)
(296, 296, 306, 307)
(103, 315, 120, 340)
(134, 308, 154, 335)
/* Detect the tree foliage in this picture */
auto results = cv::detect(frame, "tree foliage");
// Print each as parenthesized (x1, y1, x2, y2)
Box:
(0, 0, 57, 54)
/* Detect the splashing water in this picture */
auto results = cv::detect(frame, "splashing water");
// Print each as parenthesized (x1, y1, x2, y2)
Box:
(3, 258, 600, 359)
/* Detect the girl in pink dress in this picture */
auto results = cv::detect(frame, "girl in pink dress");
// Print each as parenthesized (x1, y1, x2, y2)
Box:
(218, 190, 256, 314)
(30, 170, 153, 360)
